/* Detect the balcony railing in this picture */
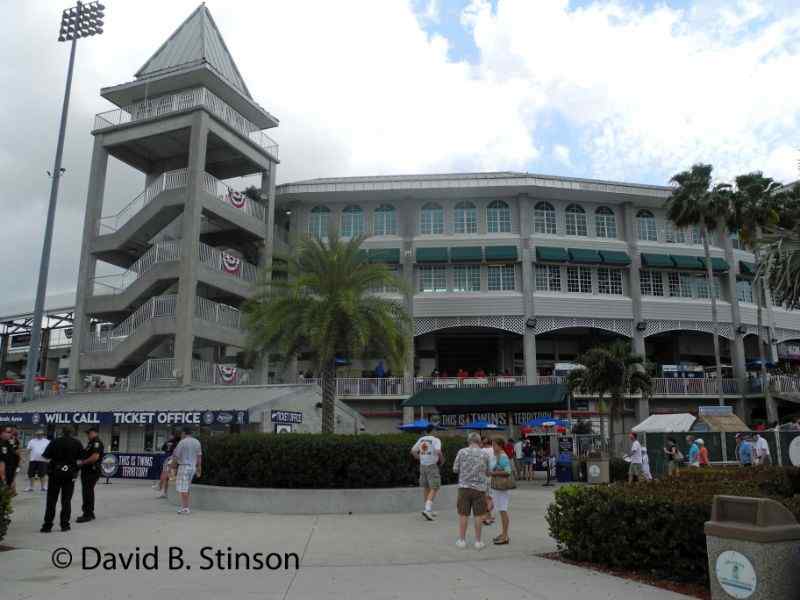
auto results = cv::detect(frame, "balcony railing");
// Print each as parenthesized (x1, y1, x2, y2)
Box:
(99, 169, 189, 234)
(93, 240, 182, 295)
(201, 172, 266, 222)
(192, 359, 255, 386)
(194, 296, 244, 331)
(198, 242, 257, 283)
(94, 87, 279, 159)
(84, 295, 178, 352)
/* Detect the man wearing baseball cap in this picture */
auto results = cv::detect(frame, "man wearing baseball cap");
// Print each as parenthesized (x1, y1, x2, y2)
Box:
(76, 427, 104, 523)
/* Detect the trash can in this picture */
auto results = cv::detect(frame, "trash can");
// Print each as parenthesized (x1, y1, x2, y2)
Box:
(586, 458, 609, 484)
(705, 495, 800, 600)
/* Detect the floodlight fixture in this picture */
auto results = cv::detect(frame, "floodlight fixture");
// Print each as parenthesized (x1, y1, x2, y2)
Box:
(57, 1, 107, 42)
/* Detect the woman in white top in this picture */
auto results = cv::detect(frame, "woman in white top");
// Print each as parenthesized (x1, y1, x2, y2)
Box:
(480, 436, 496, 525)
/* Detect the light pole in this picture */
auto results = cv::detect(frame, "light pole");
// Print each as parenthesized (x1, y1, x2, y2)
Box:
(23, 1, 106, 401)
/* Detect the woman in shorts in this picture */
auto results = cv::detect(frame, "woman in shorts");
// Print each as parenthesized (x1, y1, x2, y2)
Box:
(490, 438, 513, 545)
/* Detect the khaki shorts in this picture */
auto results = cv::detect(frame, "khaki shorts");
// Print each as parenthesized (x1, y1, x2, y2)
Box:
(629, 463, 643, 478)
(457, 487, 488, 516)
(419, 464, 441, 489)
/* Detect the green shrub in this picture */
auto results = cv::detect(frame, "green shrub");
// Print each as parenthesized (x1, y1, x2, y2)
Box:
(546, 466, 800, 582)
(199, 433, 467, 489)
(0, 482, 11, 543)
(609, 457, 629, 482)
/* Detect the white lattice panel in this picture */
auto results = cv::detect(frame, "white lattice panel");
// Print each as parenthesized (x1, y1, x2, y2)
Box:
(643, 319, 734, 340)
(414, 315, 525, 336)
(774, 327, 800, 343)
(533, 316, 633, 338)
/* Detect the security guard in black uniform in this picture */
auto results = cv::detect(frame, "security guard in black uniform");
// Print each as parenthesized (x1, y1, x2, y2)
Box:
(0, 427, 16, 488)
(76, 427, 104, 523)
(41, 427, 83, 532)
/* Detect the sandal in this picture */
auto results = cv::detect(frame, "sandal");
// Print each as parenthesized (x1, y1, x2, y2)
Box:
(493, 537, 509, 545)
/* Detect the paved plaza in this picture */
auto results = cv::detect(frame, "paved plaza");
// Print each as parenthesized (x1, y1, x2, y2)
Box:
(1, 480, 689, 599)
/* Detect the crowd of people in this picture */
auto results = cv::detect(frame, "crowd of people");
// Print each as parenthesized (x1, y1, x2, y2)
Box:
(411, 426, 515, 549)
(428, 368, 515, 379)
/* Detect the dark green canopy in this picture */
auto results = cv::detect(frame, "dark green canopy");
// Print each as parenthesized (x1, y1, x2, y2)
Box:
(739, 261, 755, 276)
(402, 383, 568, 410)
(416, 247, 449, 263)
(369, 248, 401, 264)
(568, 248, 602, 264)
(599, 250, 631, 266)
(536, 246, 569, 263)
(450, 246, 483, 262)
(485, 245, 518, 261)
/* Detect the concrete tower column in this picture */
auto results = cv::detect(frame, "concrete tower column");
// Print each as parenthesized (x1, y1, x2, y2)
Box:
(519, 195, 537, 383)
(0, 334, 9, 378)
(69, 136, 109, 391)
(173, 111, 209, 386)
(400, 198, 416, 425)
(254, 162, 277, 384)
(623, 202, 648, 422)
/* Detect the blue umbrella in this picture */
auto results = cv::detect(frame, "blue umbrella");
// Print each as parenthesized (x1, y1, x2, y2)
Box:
(455, 420, 506, 431)
(525, 417, 571, 429)
(746, 359, 776, 370)
(397, 419, 446, 432)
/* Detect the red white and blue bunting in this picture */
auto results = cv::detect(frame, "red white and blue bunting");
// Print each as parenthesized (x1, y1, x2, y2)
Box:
(217, 365, 238, 384)
(221, 252, 241, 275)
(225, 190, 246, 209)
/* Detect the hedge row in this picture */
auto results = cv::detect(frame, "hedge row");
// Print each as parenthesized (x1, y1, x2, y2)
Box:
(199, 433, 468, 489)
(546, 466, 800, 582)
(0, 483, 11, 543)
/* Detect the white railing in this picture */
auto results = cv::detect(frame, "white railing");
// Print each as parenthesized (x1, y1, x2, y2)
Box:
(413, 376, 526, 393)
(194, 297, 244, 331)
(0, 387, 65, 406)
(198, 242, 257, 283)
(766, 374, 800, 394)
(192, 359, 254, 386)
(335, 377, 407, 396)
(84, 295, 177, 352)
(649, 377, 739, 396)
(92, 241, 182, 295)
(93, 87, 279, 159)
(201, 172, 266, 222)
(99, 168, 189, 234)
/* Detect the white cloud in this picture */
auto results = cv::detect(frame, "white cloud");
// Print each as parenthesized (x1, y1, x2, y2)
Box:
(552, 144, 572, 167)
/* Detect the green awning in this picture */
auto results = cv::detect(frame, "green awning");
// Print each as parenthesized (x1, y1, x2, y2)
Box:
(599, 250, 631, 266)
(368, 248, 400, 264)
(671, 254, 704, 270)
(536, 247, 569, 263)
(740, 261, 755, 276)
(710, 257, 729, 272)
(450, 246, 483, 263)
(416, 247, 449, 263)
(484, 245, 518, 262)
(401, 384, 568, 409)
(568, 248, 602, 265)
(641, 253, 673, 268)
(356, 249, 368, 262)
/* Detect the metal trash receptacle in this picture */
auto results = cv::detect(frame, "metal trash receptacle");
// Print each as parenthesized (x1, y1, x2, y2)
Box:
(586, 458, 609, 484)
(556, 462, 573, 483)
(704, 495, 800, 600)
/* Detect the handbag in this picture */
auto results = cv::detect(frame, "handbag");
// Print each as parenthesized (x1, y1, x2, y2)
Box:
(491, 471, 517, 491)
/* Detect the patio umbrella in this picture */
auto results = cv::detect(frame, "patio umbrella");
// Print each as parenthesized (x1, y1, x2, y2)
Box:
(525, 417, 571, 429)
(397, 419, 446, 432)
(0, 378, 19, 386)
(455, 420, 506, 431)
(34, 376, 51, 382)
(746, 359, 776, 370)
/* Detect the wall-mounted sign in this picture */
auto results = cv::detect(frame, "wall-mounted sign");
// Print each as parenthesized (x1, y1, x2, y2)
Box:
(271, 410, 303, 424)
(0, 410, 248, 427)
(434, 411, 551, 427)
(715, 550, 757, 598)
(101, 453, 166, 480)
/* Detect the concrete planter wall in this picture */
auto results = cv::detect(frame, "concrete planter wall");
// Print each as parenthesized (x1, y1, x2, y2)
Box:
(168, 483, 459, 514)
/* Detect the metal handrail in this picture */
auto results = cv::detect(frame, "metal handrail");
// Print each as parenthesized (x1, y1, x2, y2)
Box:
(198, 242, 257, 283)
(92, 241, 182, 295)
(93, 87, 279, 159)
(84, 295, 177, 352)
(201, 172, 266, 222)
(98, 169, 188, 233)
(194, 296, 244, 330)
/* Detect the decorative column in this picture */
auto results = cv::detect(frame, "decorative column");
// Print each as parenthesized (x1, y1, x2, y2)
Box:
(254, 162, 277, 384)
(69, 135, 109, 391)
(721, 230, 748, 417)
(623, 202, 648, 422)
(400, 198, 416, 424)
(519, 196, 537, 383)
(173, 111, 209, 386)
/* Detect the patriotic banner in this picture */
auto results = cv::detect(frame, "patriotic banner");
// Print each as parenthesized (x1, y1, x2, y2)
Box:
(217, 364, 238, 384)
(226, 190, 246, 209)
(221, 252, 241, 275)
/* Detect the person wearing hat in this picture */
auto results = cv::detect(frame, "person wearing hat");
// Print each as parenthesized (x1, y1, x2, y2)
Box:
(76, 427, 104, 523)
(25, 430, 50, 492)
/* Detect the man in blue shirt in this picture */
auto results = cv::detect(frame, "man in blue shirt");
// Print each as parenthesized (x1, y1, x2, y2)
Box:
(737, 433, 753, 466)
(686, 435, 700, 467)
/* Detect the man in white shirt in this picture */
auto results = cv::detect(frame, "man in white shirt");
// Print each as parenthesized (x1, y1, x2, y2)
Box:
(171, 427, 202, 515)
(25, 430, 50, 492)
(754, 434, 771, 466)
(627, 432, 643, 482)
(411, 425, 443, 521)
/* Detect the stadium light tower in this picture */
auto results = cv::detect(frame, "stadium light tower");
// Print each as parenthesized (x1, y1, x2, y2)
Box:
(23, 2, 106, 401)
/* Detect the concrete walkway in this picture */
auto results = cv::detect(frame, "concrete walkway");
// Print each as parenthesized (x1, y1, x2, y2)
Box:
(1, 480, 690, 599)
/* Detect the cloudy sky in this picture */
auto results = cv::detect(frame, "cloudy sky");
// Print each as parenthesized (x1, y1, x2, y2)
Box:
(2, 0, 800, 308)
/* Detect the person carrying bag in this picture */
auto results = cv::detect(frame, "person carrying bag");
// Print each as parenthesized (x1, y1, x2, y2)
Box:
(490, 438, 515, 545)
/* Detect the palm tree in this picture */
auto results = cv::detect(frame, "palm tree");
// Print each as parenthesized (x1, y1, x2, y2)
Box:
(666, 164, 731, 406)
(566, 341, 651, 454)
(243, 231, 412, 433)
(729, 172, 782, 424)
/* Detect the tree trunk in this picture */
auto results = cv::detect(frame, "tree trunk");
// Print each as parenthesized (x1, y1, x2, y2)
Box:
(607, 396, 616, 457)
(321, 360, 336, 434)
(702, 225, 725, 406)
(753, 229, 778, 425)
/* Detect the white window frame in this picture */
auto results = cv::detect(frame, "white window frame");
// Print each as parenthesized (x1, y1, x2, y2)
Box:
(736, 279, 753, 304)
(566, 266, 593, 293)
(565, 204, 588, 237)
(420, 203, 444, 235)
(309, 206, 330, 239)
(454, 201, 478, 234)
(533, 202, 557, 235)
(595, 207, 617, 239)
(373, 204, 397, 236)
(453, 264, 481, 292)
(487, 200, 512, 233)
(668, 272, 694, 298)
(597, 268, 623, 295)
(637, 210, 657, 242)
(488, 264, 515, 291)
(341, 205, 365, 238)
(535, 264, 561, 292)
(640, 270, 664, 297)
(419, 265, 447, 293)
(370, 265, 401, 294)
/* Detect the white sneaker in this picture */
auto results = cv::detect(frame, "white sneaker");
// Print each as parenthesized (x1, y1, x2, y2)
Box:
(177, 507, 191, 515)
(158, 493, 167, 499)
(455, 539, 467, 549)
(24, 487, 33, 492)
(422, 510, 435, 521)
(151, 483, 159, 490)
(474, 541, 485, 551)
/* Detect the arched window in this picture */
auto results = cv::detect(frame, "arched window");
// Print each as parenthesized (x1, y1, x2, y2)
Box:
(637, 209, 657, 241)
(309, 206, 330, 239)
(533, 201, 556, 235)
(341, 205, 364, 237)
(565, 204, 587, 236)
(595, 206, 617, 239)
(454, 201, 477, 234)
(373, 204, 397, 236)
(487, 200, 511, 233)
(420, 202, 444, 235)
